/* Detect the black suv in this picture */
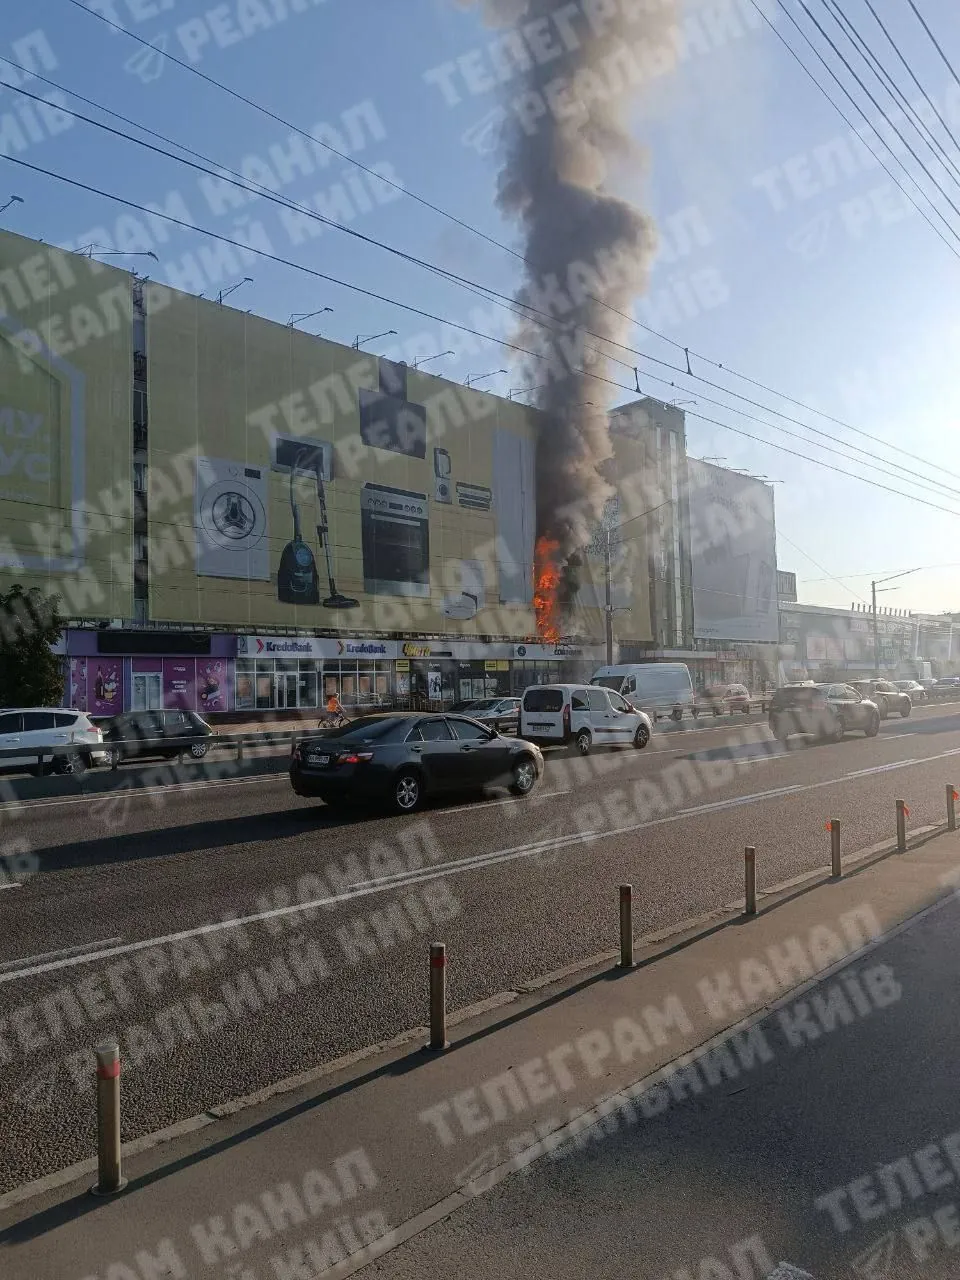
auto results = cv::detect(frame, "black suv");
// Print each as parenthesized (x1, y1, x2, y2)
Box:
(768, 683, 880, 744)
(101, 710, 214, 763)
(849, 679, 911, 720)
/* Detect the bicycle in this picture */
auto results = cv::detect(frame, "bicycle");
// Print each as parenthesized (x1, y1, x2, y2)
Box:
(317, 710, 350, 730)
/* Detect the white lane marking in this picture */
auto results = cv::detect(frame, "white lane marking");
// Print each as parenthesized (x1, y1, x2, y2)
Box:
(0, 936, 123, 972)
(438, 788, 571, 816)
(0, 882, 22, 891)
(5, 743, 960, 985)
(681, 785, 805, 816)
(844, 759, 919, 779)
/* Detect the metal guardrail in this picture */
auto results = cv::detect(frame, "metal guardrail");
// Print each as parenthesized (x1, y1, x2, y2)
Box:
(0, 728, 310, 774)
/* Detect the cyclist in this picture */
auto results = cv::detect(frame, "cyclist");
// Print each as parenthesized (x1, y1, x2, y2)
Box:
(319, 691, 347, 728)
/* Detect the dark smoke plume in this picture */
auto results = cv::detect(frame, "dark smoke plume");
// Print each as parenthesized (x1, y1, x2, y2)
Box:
(461, 0, 677, 570)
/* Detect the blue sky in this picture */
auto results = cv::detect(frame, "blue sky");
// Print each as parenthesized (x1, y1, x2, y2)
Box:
(4, 0, 960, 612)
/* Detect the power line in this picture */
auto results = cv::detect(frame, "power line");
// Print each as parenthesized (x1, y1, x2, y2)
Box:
(16, 69, 960, 509)
(65, 0, 960, 497)
(745, 0, 960, 257)
(821, 0, 960, 185)
(904, 0, 960, 94)
(6, 150, 960, 524)
(781, 0, 960, 246)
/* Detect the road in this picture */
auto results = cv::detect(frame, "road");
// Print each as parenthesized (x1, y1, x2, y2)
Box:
(2, 702, 960, 1192)
(368, 871, 960, 1280)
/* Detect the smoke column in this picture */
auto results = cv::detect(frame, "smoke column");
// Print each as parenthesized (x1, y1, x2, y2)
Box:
(460, 0, 677, 583)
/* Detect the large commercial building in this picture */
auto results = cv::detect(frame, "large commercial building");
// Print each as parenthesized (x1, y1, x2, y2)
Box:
(1, 227, 783, 716)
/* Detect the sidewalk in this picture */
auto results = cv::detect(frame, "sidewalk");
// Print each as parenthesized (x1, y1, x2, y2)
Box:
(3, 822, 960, 1279)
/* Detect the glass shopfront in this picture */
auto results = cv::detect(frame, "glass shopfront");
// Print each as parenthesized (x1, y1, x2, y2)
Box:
(236, 656, 393, 711)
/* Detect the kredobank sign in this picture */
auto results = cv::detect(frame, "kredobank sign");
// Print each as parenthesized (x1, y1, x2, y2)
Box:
(238, 636, 398, 659)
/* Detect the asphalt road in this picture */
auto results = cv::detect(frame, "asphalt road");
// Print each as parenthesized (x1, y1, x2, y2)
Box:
(368, 877, 960, 1280)
(2, 702, 960, 1192)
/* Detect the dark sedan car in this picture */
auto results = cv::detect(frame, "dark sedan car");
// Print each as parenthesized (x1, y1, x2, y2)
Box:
(290, 712, 543, 813)
(769, 683, 880, 743)
(849, 679, 911, 719)
(101, 709, 214, 763)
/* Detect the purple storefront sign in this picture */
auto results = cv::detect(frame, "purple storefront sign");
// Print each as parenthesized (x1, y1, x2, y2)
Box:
(163, 658, 196, 710)
(89, 660, 124, 717)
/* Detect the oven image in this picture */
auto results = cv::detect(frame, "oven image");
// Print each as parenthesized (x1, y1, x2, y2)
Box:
(360, 483, 430, 598)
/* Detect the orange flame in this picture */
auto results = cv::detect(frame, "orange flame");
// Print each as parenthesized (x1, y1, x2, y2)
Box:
(534, 536, 562, 642)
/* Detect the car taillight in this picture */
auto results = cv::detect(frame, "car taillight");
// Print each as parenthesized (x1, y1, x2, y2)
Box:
(339, 752, 373, 765)
(292, 745, 302, 762)
(562, 703, 571, 730)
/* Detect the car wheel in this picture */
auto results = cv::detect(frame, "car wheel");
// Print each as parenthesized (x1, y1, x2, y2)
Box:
(393, 770, 423, 813)
(900, 702, 911, 718)
(509, 757, 538, 796)
(864, 713, 880, 738)
(190, 742, 209, 758)
(671, 707, 683, 722)
(772, 715, 788, 743)
(105, 748, 121, 767)
(878, 701, 888, 720)
(56, 753, 86, 775)
(633, 723, 650, 749)
(574, 729, 592, 756)
(833, 720, 845, 743)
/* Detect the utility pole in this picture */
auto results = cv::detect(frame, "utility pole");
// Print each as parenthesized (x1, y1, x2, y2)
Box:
(871, 579, 880, 677)
(605, 528, 613, 665)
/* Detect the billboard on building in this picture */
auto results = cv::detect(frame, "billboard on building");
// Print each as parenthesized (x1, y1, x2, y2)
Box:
(0, 229, 133, 618)
(144, 286, 550, 638)
(687, 459, 778, 643)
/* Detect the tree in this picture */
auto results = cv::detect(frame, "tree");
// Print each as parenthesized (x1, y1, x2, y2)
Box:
(0, 585, 65, 708)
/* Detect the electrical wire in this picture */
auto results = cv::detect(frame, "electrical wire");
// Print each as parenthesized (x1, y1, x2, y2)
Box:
(6, 150, 960, 523)
(822, 0, 960, 185)
(904, 0, 960, 94)
(64, 0, 960, 491)
(9, 70, 960, 510)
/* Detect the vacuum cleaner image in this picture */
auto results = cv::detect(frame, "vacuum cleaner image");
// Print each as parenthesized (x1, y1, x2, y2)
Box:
(275, 441, 359, 610)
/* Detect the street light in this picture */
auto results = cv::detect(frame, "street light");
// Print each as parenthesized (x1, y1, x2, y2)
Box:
(287, 307, 333, 328)
(0, 194, 23, 216)
(508, 384, 546, 401)
(218, 277, 253, 304)
(352, 329, 396, 350)
(464, 368, 506, 388)
(412, 349, 454, 369)
(872, 567, 924, 676)
(602, 500, 675, 665)
(79, 244, 159, 262)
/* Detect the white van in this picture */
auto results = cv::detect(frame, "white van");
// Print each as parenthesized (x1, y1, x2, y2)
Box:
(519, 684, 653, 755)
(590, 663, 694, 722)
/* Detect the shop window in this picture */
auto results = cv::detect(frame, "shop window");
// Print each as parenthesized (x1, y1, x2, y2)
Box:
(298, 669, 318, 708)
(256, 675, 273, 709)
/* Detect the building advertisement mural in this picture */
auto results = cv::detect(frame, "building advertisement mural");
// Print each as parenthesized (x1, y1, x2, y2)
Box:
(144, 287, 549, 638)
(0, 229, 134, 618)
(687, 459, 778, 643)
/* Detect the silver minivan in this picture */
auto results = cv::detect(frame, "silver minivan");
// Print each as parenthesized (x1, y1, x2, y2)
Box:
(0, 708, 107, 774)
(519, 684, 653, 755)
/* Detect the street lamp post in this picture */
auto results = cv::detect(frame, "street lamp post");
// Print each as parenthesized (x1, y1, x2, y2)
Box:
(871, 567, 923, 676)
(464, 368, 506, 389)
(353, 329, 396, 350)
(218, 277, 253, 304)
(287, 307, 333, 328)
(603, 500, 675, 665)
(412, 350, 454, 369)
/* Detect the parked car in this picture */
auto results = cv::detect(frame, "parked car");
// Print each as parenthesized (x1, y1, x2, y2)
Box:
(519, 684, 653, 756)
(448, 700, 479, 714)
(290, 713, 543, 813)
(101, 709, 214, 763)
(934, 676, 960, 694)
(849, 679, 911, 719)
(894, 680, 927, 705)
(692, 683, 755, 717)
(768, 683, 880, 743)
(0, 708, 108, 774)
(462, 696, 521, 733)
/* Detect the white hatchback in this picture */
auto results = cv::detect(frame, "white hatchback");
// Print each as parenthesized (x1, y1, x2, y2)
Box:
(0, 708, 108, 774)
(519, 684, 653, 755)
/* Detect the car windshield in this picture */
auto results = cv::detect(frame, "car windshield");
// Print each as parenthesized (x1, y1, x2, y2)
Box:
(469, 699, 501, 711)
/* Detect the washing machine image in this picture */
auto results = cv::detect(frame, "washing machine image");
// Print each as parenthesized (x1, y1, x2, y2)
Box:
(195, 457, 270, 580)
